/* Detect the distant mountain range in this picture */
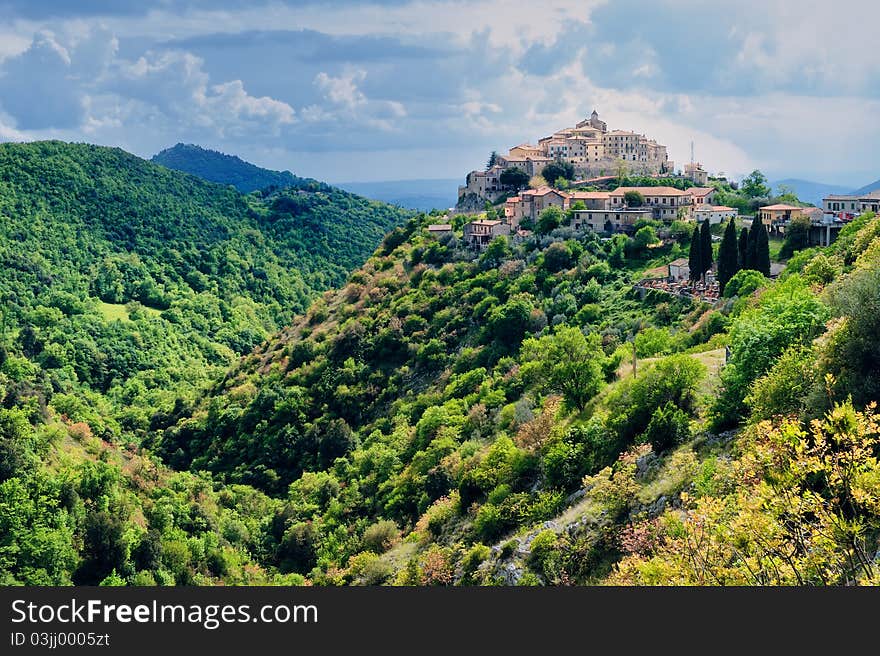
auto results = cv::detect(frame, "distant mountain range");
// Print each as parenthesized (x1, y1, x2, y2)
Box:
(771, 178, 880, 206)
(152, 143, 307, 193)
(333, 178, 460, 212)
(851, 178, 880, 196)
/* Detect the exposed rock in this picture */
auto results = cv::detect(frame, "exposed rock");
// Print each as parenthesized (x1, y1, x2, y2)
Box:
(454, 191, 490, 214)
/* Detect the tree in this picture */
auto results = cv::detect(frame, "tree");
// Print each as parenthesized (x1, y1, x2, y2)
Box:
(688, 225, 702, 283)
(520, 326, 607, 411)
(700, 219, 713, 281)
(738, 226, 749, 269)
(741, 170, 771, 198)
(541, 160, 575, 186)
(537, 206, 563, 233)
(500, 167, 529, 190)
(487, 150, 498, 169)
(717, 218, 740, 294)
(543, 242, 573, 272)
(779, 214, 811, 259)
(624, 190, 644, 207)
(753, 218, 771, 276)
(746, 221, 758, 269)
(487, 295, 534, 345)
(630, 226, 659, 255)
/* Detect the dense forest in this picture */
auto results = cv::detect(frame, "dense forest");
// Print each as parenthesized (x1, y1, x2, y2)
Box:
(152, 143, 305, 194)
(0, 142, 411, 584)
(1, 142, 878, 586)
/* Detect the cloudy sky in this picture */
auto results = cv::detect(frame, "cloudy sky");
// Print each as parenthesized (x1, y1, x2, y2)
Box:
(0, 0, 878, 185)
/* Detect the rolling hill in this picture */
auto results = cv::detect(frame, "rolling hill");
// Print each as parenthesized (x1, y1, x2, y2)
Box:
(152, 143, 306, 193)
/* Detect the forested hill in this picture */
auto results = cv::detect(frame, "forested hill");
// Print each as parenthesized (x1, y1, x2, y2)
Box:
(152, 143, 305, 193)
(159, 208, 880, 585)
(0, 140, 410, 433)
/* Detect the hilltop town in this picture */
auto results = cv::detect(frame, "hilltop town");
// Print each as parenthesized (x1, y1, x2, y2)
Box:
(441, 111, 880, 305)
(457, 110, 688, 210)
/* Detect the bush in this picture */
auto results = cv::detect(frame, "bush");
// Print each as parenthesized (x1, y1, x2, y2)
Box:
(362, 519, 400, 554)
(528, 529, 558, 576)
(642, 401, 691, 453)
(723, 269, 768, 298)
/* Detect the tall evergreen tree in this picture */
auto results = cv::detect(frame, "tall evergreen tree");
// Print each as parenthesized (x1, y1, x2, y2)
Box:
(746, 221, 759, 270)
(688, 225, 702, 283)
(700, 219, 713, 281)
(717, 218, 740, 294)
(738, 226, 749, 269)
(486, 150, 498, 169)
(754, 218, 771, 276)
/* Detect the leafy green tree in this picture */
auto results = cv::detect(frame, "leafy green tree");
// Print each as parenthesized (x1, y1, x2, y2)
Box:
(723, 269, 768, 298)
(717, 218, 740, 294)
(541, 160, 575, 186)
(632, 226, 659, 252)
(606, 354, 706, 446)
(624, 190, 644, 207)
(487, 151, 498, 169)
(780, 214, 811, 259)
(481, 236, 511, 268)
(543, 242, 573, 273)
(520, 326, 607, 411)
(822, 265, 880, 407)
(741, 170, 771, 198)
(713, 277, 830, 428)
(537, 206, 563, 233)
(487, 295, 534, 346)
(500, 167, 529, 190)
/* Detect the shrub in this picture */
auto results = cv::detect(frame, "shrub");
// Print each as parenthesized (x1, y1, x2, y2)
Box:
(641, 401, 691, 453)
(362, 519, 400, 554)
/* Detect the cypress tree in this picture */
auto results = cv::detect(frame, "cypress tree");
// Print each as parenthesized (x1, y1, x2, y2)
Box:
(688, 224, 701, 283)
(754, 218, 771, 276)
(738, 226, 749, 269)
(717, 218, 740, 294)
(746, 220, 759, 269)
(700, 219, 712, 281)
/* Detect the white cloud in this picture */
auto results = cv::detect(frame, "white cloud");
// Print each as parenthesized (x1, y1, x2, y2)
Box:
(315, 69, 367, 107)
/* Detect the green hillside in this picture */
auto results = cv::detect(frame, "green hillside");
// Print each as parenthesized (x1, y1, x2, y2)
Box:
(0, 140, 411, 585)
(154, 208, 880, 585)
(0, 140, 410, 433)
(152, 143, 304, 193)
(2, 142, 878, 587)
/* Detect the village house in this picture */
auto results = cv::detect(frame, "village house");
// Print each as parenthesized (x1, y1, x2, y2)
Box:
(757, 204, 806, 228)
(688, 186, 716, 206)
(693, 204, 737, 225)
(822, 190, 880, 220)
(458, 165, 506, 202)
(571, 207, 653, 233)
(463, 220, 510, 249)
(608, 186, 693, 221)
(503, 187, 569, 229)
(685, 162, 708, 185)
(426, 224, 453, 237)
(568, 190, 612, 210)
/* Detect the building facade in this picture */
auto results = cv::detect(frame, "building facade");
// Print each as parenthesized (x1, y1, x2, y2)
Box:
(463, 220, 511, 249)
(693, 205, 737, 225)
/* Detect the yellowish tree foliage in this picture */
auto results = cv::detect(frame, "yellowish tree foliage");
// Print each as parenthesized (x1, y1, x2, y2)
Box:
(609, 402, 880, 585)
